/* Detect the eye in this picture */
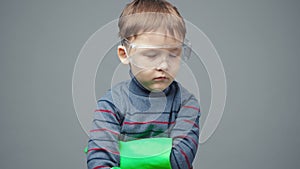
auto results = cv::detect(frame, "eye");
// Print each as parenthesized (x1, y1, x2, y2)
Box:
(144, 53, 158, 58)
(141, 50, 159, 58)
(168, 48, 181, 57)
(168, 52, 180, 58)
(169, 54, 176, 58)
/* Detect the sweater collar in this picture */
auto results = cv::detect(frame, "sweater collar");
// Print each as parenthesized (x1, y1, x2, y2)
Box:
(128, 70, 172, 97)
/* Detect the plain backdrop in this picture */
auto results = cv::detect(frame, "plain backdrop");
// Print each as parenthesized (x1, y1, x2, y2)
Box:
(0, 0, 299, 169)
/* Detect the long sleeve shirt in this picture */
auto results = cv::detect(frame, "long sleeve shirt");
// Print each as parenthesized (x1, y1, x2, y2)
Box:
(87, 74, 201, 169)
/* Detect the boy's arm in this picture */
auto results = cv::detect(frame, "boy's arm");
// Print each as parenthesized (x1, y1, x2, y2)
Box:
(170, 95, 201, 169)
(87, 99, 121, 169)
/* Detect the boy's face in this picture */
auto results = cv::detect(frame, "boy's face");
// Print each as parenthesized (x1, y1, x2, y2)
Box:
(118, 33, 183, 92)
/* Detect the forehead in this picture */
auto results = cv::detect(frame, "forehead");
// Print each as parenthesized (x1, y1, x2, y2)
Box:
(132, 33, 183, 46)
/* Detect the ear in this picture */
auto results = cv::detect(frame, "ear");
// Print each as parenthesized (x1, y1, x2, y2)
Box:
(117, 45, 130, 64)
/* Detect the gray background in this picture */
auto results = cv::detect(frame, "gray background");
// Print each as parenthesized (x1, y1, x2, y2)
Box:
(1, 0, 299, 169)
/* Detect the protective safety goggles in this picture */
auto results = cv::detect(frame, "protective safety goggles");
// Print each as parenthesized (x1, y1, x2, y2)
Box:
(121, 38, 192, 69)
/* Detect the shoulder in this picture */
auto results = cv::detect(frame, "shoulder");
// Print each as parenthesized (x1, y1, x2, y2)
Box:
(97, 80, 130, 110)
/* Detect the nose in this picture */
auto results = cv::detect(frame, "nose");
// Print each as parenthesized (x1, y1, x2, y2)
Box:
(156, 56, 169, 71)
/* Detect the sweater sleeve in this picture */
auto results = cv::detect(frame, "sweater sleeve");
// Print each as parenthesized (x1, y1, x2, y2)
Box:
(170, 94, 201, 169)
(87, 98, 121, 169)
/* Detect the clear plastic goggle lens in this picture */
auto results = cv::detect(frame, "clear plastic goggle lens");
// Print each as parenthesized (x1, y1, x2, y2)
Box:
(122, 39, 191, 69)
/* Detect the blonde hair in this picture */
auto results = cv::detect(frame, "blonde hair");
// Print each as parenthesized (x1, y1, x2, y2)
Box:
(118, 0, 186, 41)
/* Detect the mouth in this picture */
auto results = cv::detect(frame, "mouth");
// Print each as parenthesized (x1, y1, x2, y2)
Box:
(153, 76, 168, 81)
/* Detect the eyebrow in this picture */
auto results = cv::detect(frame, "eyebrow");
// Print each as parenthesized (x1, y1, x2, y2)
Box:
(139, 49, 159, 54)
(140, 48, 181, 53)
(168, 47, 182, 53)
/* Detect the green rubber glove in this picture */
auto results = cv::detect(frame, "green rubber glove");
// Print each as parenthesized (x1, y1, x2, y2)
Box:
(118, 137, 172, 169)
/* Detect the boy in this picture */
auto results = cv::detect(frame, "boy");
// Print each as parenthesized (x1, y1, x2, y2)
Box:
(87, 0, 200, 169)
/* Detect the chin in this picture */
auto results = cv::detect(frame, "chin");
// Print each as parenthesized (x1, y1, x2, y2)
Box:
(148, 85, 168, 92)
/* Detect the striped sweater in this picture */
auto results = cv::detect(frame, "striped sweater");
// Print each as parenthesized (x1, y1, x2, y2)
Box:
(87, 74, 201, 169)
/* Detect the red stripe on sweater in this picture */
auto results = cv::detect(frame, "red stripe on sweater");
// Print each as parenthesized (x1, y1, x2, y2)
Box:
(123, 121, 175, 125)
(89, 128, 119, 136)
(88, 148, 119, 155)
(175, 135, 198, 148)
(183, 120, 199, 128)
(93, 166, 110, 169)
(95, 109, 115, 115)
(182, 106, 200, 112)
(180, 149, 191, 169)
(95, 109, 118, 119)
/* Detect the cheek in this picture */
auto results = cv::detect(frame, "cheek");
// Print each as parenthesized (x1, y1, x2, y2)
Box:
(130, 64, 142, 76)
(131, 67, 150, 79)
(168, 64, 180, 78)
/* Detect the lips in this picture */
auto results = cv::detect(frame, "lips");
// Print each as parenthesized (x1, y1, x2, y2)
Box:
(153, 76, 168, 81)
